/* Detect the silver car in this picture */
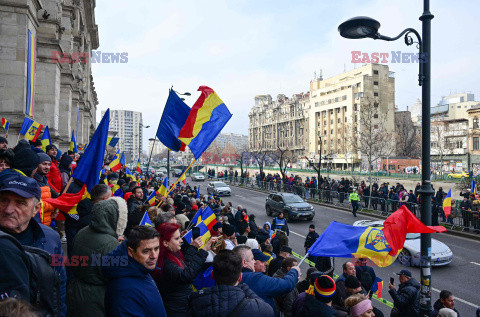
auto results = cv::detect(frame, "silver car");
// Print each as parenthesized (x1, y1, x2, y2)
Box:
(191, 173, 205, 181)
(353, 220, 453, 267)
(207, 181, 231, 196)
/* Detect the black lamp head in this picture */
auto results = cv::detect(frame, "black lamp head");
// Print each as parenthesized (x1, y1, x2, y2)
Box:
(338, 16, 380, 39)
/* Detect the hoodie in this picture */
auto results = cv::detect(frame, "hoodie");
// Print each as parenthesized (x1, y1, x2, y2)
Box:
(102, 242, 167, 317)
(263, 222, 274, 237)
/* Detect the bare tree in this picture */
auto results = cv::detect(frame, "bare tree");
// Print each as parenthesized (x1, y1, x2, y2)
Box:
(358, 99, 395, 206)
(339, 122, 358, 177)
(234, 143, 250, 178)
(431, 123, 457, 177)
(270, 146, 293, 181)
(395, 114, 421, 157)
(208, 141, 224, 165)
(305, 136, 323, 190)
(252, 150, 269, 177)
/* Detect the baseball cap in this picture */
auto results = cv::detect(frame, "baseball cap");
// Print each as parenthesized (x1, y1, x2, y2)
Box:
(252, 248, 270, 262)
(395, 269, 412, 277)
(0, 175, 41, 200)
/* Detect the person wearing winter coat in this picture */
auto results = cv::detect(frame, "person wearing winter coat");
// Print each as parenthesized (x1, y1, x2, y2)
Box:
(432, 290, 460, 317)
(58, 154, 73, 191)
(233, 245, 299, 313)
(189, 249, 273, 317)
(295, 275, 337, 317)
(388, 269, 420, 317)
(153, 222, 215, 316)
(263, 222, 274, 238)
(103, 226, 167, 317)
(273, 257, 300, 316)
(66, 196, 128, 317)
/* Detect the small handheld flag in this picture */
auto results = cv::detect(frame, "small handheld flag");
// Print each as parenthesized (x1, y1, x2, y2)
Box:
(125, 167, 136, 182)
(139, 212, 153, 226)
(41, 126, 51, 151)
(443, 189, 452, 218)
(70, 130, 78, 153)
(370, 277, 384, 298)
(20, 117, 43, 142)
(179, 170, 187, 185)
(472, 179, 477, 195)
(158, 177, 168, 196)
(108, 150, 122, 172)
(136, 159, 142, 174)
(1, 118, 9, 132)
(107, 137, 119, 148)
(120, 152, 126, 166)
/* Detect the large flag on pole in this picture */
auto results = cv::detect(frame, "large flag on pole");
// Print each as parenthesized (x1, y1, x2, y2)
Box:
(41, 126, 51, 151)
(156, 89, 191, 151)
(443, 189, 452, 218)
(26, 29, 36, 117)
(178, 86, 232, 159)
(72, 109, 110, 192)
(20, 117, 43, 142)
(69, 130, 78, 153)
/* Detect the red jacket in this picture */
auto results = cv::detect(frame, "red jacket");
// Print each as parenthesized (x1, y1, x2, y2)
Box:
(48, 159, 63, 194)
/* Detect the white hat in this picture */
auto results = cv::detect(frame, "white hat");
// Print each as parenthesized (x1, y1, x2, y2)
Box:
(438, 308, 457, 317)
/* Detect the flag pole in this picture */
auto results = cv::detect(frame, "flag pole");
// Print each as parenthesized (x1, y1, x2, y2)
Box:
(156, 158, 197, 207)
(297, 252, 309, 267)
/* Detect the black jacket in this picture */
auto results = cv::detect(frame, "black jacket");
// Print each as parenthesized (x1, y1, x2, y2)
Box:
(154, 245, 208, 316)
(304, 231, 319, 250)
(432, 299, 460, 317)
(296, 294, 336, 317)
(76, 198, 94, 230)
(273, 267, 299, 316)
(189, 283, 274, 317)
(0, 234, 31, 302)
(388, 278, 420, 317)
(267, 255, 284, 277)
(127, 196, 142, 214)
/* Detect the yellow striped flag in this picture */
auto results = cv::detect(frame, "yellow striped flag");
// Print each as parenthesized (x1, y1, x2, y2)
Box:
(443, 189, 452, 218)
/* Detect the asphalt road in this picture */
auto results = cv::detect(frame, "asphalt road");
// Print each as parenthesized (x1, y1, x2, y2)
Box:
(192, 179, 480, 316)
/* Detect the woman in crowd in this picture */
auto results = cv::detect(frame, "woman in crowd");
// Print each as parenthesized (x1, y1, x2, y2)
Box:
(153, 223, 216, 316)
(344, 294, 375, 317)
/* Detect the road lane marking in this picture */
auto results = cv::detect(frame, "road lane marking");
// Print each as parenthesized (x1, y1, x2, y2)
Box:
(290, 230, 304, 238)
(235, 195, 246, 198)
(470, 261, 480, 266)
(432, 287, 477, 308)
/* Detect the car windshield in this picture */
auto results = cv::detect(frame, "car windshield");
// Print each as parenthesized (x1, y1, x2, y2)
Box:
(406, 233, 420, 239)
(194, 173, 202, 176)
(214, 182, 227, 187)
(283, 195, 304, 203)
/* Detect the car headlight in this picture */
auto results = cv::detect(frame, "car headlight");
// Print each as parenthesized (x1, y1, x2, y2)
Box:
(446, 248, 451, 254)
(291, 207, 298, 211)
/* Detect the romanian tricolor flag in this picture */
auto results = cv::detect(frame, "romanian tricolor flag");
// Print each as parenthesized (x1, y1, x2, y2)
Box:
(443, 189, 452, 218)
(191, 206, 217, 230)
(472, 179, 477, 195)
(108, 150, 122, 172)
(26, 30, 36, 117)
(41, 126, 51, 151)
(178, 86, 232, 159)
(70, 130, 78, 153)
(126, 167, 136, 182)
(158, 177, 168, 196)
(119, 152, 126, 166)
(370, 277, 384, 298)
(178, 170, 187, 185)
(136, 159, 142, 174)
(146, 191, 156, 206)
(44, 185, 89, 220)
(183, 221, 211, 248)
(139, 212, 153, 226)
(20, 117, 43, 142)
(107, 137, 119, 148)
(1, 118, 9, 132)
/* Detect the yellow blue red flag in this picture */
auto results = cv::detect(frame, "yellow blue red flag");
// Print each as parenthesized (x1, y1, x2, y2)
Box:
(125, 167, 136, 182)
(1, 118, 9, 132)
(146, 191, 156, 206)
(308, 221, 399, 267)
(443, 189, 452, 218)
(20, 117, 43, 142)
(370, 277, 384, 298)
(183, 221, 211, 248)
(136, 159, 142, 174)
(158, 177, 168, 196)
(139, 212, 153, 226)
(41, 126, 51, 151)
(69, 130, 78, 153)
(106, 137, 119, 147)
(191, 206, 217, 230)
(472, 179, 477, 195)
(108, 150, 122, 172)
(178, 86, 232, 159)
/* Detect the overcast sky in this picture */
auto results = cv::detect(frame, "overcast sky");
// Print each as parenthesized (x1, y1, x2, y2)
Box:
(92, 0, 480, 149)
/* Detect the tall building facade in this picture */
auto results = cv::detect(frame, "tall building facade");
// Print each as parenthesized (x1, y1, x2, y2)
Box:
(103, 110, 143, 162)
(214, 133, 249, 151)
(308, 63, 395, 169)
(430, 93, 478, 122)
(0, 0, 99, 148)
(248, 92, 309, 157)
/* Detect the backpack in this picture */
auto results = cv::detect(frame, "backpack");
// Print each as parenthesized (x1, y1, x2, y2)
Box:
(0, 231, 62, 317)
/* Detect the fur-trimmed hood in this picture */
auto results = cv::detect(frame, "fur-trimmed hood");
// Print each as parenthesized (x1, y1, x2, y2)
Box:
(89, 196, 128, 237)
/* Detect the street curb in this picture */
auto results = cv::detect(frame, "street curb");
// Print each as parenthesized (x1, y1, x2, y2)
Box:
(229, 183, 480, 242)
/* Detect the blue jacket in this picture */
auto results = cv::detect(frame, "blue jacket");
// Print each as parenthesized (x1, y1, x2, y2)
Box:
(1, 219, 67, 316)
(241, 267, 298, 311)
(102, 242, 167, 317)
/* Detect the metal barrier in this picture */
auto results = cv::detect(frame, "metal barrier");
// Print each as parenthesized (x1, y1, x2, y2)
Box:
(291, 251, 394, 308)
(209, 176, 480, 233)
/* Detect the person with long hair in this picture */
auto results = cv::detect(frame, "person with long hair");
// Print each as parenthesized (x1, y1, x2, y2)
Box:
(344, 293, 375, 317)
(153, 222, 216, 316)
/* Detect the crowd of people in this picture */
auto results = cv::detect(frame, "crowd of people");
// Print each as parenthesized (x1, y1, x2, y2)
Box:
(0, 136, 464, 316)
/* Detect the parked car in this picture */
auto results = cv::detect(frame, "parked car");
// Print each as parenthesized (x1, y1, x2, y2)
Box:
(207, 181, 231, 196)
(353, 220, 453, 267)
(173, 168, 183, 177)
(265, 193, 315, 221)
(158, 167, 167, 174)
(191, 173, 205, 181)
(447, 171, 469, 179)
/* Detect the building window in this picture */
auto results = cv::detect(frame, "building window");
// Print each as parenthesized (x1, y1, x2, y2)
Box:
(374, 114, 378, 119)
(374, 125, 379, 129)
(338, 118, 341, 123)
(324, 121, 327, 125)
(330, 120, 333, 124)
(342, 95, 347, 101)
(354, 104, 357, 111)
(474, 117, 479, 129)
(373, 70, 379, 75)
(356, 83, 361, 88)
(335, 97, 339, 102)
(474, 137, 479, 150)
(315, 102, 319, 107)
(374, 81, 378, 85)
(321, 101, 325, 105)
(374, 92, 379, 96)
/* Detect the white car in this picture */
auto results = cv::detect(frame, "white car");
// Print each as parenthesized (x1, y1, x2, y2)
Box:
(191, 173, 205, 181)
(353, 220, 453, 267)
(207, 181, 231, 196)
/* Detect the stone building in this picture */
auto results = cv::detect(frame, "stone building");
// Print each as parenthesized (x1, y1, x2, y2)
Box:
(431, 119, 469, 172)
(248, 92, 309, 158)
(429, 93, 478, 123)
(308, 63, 395, 169)
(0, 0, 99, 148)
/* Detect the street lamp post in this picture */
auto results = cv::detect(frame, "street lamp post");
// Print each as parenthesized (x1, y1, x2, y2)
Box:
(338, 1, 434, 315)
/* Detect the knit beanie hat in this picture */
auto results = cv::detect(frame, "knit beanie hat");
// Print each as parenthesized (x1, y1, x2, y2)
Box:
(313, 275, 336, 302)
(0, 136, 7, 144)
(37, 152, 51, 163)
(45, 144, 56, 152)
(12, 147, 40, 176)
(222, 223, 235, 237)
